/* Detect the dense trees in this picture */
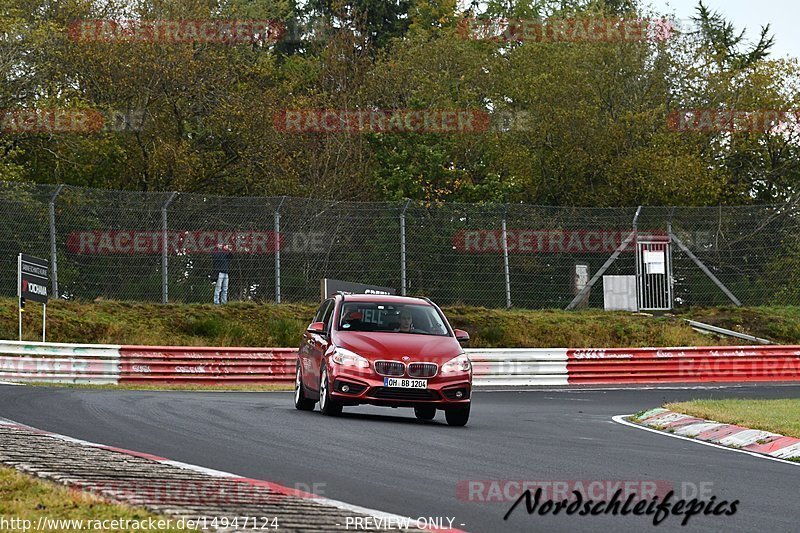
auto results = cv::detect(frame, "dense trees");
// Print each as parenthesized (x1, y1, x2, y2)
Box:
(1, 0, 798, 206)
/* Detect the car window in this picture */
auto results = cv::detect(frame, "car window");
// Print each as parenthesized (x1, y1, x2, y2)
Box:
(338, 302, 448, 336)
(312, 300, 328, 323)
(320, 299, 335, 332)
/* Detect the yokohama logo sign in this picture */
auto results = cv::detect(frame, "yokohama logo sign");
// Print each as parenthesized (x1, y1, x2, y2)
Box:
(453, 230, 640, 254)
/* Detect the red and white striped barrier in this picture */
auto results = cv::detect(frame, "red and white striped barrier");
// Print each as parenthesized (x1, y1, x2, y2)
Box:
(567, 346, 800, 384)
(0, 341, 295, 385)
(468, 348, 568, 386)
(0, 340, 120, 384)
(2, 341, 800, 386)
(119, 346, 296, 384)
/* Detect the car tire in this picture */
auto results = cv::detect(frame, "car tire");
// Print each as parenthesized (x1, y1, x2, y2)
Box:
(445, 404, 470, 426)
(319, 365, 342, 416)
(414, 406, 436, 421)
(294, 362, 316, 411)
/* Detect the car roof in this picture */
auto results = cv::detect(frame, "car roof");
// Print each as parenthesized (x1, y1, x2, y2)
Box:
(339, 294, 432, 306)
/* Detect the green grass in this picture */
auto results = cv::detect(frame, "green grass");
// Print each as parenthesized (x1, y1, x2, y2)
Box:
(673, 305, 800, 344)
(665, 399, 800, 439)
(0, 297, 764, 348)
(0, 466, 198, 532)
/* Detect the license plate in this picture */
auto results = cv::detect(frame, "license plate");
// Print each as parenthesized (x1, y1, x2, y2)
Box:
(383, 377, 427, 389)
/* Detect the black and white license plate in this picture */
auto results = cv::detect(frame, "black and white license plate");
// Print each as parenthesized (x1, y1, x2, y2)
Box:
(383, 377, 427, 389)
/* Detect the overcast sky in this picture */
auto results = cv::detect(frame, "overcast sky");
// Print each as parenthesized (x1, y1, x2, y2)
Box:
(651, 0, 799, 59)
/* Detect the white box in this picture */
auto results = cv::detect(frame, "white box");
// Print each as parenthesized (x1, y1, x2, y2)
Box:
(603, 275, 637, 311)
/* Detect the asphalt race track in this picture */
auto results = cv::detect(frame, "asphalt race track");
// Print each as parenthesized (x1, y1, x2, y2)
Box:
(0, 384, 798, 532)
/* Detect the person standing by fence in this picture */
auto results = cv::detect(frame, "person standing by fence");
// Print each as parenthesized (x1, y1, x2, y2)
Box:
(212, 243, 232, 304)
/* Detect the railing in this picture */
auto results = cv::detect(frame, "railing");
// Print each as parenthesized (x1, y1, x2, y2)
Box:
(119, 346, 296, 384)
(0, 340, 120, 384)
(2, 341, 799, 386)
(468, 348, 567, 386)
(567, 346, 800, 384)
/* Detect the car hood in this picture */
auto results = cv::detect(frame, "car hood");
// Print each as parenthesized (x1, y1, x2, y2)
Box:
(333, 331, 461, 362)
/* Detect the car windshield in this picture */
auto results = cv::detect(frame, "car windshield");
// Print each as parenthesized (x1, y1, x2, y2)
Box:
(338, 302, 449, 336)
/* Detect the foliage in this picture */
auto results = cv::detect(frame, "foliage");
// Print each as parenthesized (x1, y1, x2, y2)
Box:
(0, 0, 798, 206)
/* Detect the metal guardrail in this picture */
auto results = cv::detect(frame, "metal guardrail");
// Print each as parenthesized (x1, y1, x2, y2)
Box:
(0, 340, 120, 384)
(684, 319, 773, 345)
(468, 348, 567, 386)
(567, 346, 800, 384)
(119, 346, 297, 384)
(2, 341, 799, 387)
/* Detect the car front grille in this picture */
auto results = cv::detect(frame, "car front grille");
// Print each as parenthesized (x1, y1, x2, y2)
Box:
(369, 387, 440, 401)
(374, 361, 405, 376)
(408, 363, 438, 378)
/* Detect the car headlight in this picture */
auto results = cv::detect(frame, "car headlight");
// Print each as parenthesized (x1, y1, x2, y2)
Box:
(331, 348, 370, 369)
(441, 354, 471, 373)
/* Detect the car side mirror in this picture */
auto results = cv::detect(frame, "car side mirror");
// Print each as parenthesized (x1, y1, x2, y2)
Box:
(307, 321, 326, 334)
(454, 329, 470, 342)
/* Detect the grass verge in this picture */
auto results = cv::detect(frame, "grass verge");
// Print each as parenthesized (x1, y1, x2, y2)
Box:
(665, 399, 800, 439)
(0, 297, 769, 348)
(672, 305, 800, 344)
(0, 465, 198, 532)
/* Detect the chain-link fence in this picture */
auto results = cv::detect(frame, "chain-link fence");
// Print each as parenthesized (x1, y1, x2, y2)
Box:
(1, 181, 798, 309)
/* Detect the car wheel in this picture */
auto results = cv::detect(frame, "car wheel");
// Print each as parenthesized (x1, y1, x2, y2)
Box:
(294, 362, 316, 411)
(445, 404, 470, 426)
(414, 406, 436, 421)
(319, 365, 342, 416)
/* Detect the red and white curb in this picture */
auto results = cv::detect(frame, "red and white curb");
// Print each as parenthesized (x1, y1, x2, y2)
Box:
(613, 408, 800, 466)
(0, 417, 466, 532)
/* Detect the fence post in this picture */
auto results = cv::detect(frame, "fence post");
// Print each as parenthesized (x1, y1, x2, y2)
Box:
(161, 192, 178, 304)
(501, 205, 511, 308)
(274, 196, 286, 304)
(400, 199, 411, 296)
(667, 206, 676, 309)
(632, 205, 642, 310)
(48, 184, 64, 298)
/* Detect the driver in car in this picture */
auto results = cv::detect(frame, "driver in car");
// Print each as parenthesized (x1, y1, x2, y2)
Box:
(397, 309, 414, 332)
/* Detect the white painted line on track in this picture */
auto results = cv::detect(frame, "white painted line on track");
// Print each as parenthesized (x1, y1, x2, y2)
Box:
(612, 414, 800, 468)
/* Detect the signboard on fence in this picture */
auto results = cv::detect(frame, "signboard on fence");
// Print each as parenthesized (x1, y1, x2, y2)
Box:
(17, 254, 49, 341)
(19, 254, 49, 304)
(321, 279, 396, 300)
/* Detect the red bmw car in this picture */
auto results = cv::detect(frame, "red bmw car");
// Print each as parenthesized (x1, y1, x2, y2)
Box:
(294, 294, 472, 426)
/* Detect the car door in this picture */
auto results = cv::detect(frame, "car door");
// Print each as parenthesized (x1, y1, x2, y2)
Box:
(301, 300, 329, 391)
(305, 298, 334, 392)
(309, 300, 336, 390)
